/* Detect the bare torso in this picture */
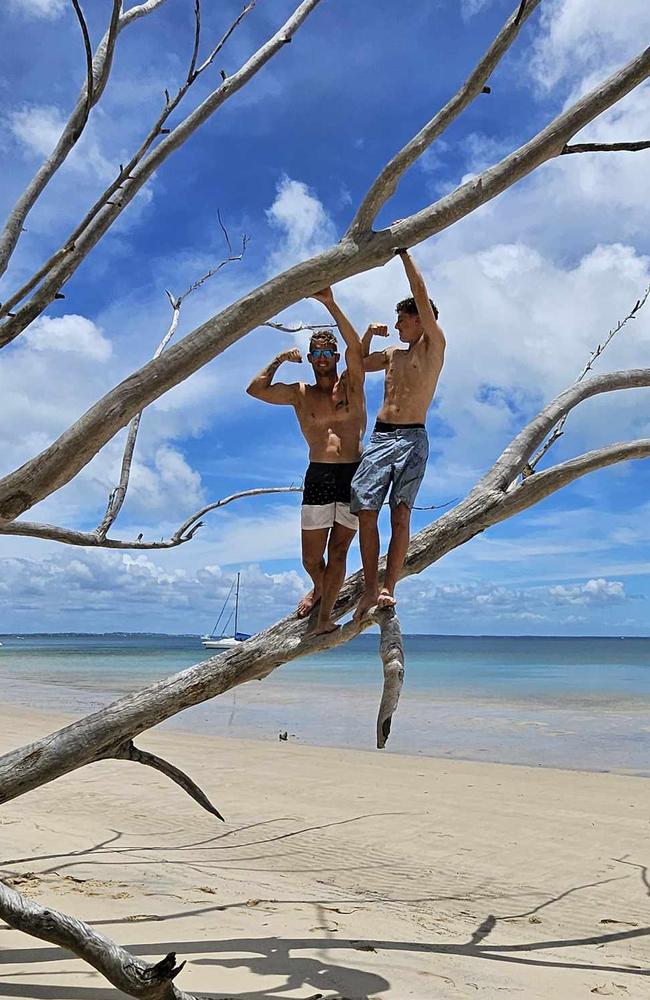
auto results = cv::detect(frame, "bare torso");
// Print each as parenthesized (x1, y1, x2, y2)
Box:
(378, 338, 444, 424)
(295, 371, 366, 462)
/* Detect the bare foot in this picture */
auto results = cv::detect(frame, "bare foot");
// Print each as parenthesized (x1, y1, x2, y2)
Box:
(354, 589, 378, 621)
(297, 589, 320, 618)
(377, 588, 397, 609)
(311, 618, 340, 636)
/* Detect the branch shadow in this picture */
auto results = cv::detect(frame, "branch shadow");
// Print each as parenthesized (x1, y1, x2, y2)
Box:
(2, 862, 649, 997)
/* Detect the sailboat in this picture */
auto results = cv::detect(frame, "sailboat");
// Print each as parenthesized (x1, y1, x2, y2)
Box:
(202, 572, 251, 649)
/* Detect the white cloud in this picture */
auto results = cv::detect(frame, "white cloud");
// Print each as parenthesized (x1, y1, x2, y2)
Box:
(8, 0, 66, 18)
(8, 105, 113, 181)
(549, 578, 627, 606)
(0, 550, 305, 632)
(530, 0, 650, 92)
(24, 314, 112, 361)
(266, 175, 336, 271)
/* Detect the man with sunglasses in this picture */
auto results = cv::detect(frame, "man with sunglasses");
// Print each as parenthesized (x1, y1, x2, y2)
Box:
(247, 287, 365, 634)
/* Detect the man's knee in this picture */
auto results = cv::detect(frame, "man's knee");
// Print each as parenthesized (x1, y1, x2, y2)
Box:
(391, 502, 411, 526)
(302, 553, 325, 574)
(327, 536, 352, 563)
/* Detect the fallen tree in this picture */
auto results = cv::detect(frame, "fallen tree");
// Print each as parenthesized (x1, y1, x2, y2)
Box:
(1, 1, 649, 995)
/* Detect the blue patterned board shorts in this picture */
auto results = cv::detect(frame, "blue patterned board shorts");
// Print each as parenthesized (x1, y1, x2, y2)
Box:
(350, 423, 429, 512)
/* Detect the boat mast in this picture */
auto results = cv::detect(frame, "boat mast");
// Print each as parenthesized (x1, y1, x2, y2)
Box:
(234, 572, 240, 637)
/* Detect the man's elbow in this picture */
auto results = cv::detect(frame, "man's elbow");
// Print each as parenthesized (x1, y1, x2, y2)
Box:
(246, 383, 262, 399)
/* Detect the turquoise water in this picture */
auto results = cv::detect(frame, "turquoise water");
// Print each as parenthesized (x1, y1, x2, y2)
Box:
(2, 633, 650, 772)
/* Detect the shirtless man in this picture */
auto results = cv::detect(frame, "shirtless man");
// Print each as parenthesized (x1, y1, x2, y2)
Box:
(247, 287, 365, 634)
(351, 248, 446, 618)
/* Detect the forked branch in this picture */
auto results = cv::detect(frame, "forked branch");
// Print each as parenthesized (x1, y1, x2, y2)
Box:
(0, 486, 302, 549)
(96, 229, 248, 540)
(0, 881, 194, 1000)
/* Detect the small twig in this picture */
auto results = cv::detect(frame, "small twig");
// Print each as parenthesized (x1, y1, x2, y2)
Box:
(188, 0, 202, 82)
(514, 0, 528, 26)
(263, 319, 337, 333)
(561, 140, 650, 155)
(70, 0, 94, 123)
(96, 228, 248, 540)
(525, 285, 650, 475)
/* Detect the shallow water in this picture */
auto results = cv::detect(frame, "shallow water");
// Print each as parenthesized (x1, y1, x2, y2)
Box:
(2, 633, 650, 772)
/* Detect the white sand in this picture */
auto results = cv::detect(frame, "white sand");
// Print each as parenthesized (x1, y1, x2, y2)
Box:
(1, 705, 648, 998)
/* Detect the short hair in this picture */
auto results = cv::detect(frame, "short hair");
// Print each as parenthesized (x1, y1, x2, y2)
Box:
(396, 295, 439, 321)
(309, 329, 338, 352)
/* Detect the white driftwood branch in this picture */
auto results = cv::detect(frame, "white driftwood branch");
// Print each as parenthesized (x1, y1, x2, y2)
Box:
(2, 44, 648, 520)
(263, 320, 337, 333)
(0, 0, 157, 281)
(372, 607, 405, 749)
(347, 0, 542, 234)
(0, 0, 321, 345)
(0, 4, 255, 324)
(0, 486, 302, 549)
(96, 232, 248, 540)
(3, 370, 650, 804)
(525, 285, 650, 474)
(0, 881, 194, 1000)
(108, 740, 224, 820)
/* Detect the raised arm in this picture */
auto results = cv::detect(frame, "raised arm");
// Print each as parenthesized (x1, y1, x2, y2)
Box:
(396, 248, 446, 357)
(246, 348, 302, 404)
(311, 288, 364, 392)
(362, 322, 390, 372)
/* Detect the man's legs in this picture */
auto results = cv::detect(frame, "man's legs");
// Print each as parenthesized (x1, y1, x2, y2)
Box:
(313, 521, 356, 634)
(379, 502, 411, 607)
(298, 527, 329, 618)
(354, 509, 381, 619)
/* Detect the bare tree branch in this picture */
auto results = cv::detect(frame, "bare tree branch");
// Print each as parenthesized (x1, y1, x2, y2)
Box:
(0, 0, 320, 344)
(561, 140, 650, 154)
(0, 486, 302, 549)
(0, 881, 194, 1000)
(263, 320, 337, 333)
(0, 0, 153, 281)
(346, 0, 542, 234)
(95, 232, 248, 540)
(373, 608, 405, 749)
(0, 3, 256, 324)
(108, 740, 224, 820)
(491, 438, 650, 524)
(70, 0, 96, 124)
(2, 42, 648, 522)
(525, 284, 650, 475)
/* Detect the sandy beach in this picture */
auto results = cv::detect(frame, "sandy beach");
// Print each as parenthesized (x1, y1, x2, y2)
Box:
(1, 705, 649, 999)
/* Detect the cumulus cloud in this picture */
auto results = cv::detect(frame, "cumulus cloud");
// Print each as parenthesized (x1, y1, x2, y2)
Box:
(530, 0, 650, 92)
(8, 105, 113, 181)
(549, 578, 627, 606)
(0, 549, 305, 632)
(24, 314, 112, 361)
(266, 175, 336, 271)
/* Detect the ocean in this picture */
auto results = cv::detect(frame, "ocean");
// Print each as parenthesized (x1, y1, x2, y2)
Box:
(1, 633, 650, 773)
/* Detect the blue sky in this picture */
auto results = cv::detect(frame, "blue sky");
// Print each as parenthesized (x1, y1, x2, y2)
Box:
(1, 0, 650, 636)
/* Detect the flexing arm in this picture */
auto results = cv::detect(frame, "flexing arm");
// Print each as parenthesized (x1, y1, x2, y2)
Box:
(246, 348, 302, 404)
(362, 323, 390, 372)
(396, 248, 445, 356)
(311, 288, 364, 392)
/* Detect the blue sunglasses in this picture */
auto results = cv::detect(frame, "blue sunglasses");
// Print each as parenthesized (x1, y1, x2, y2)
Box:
(310, 348, 335, 359)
